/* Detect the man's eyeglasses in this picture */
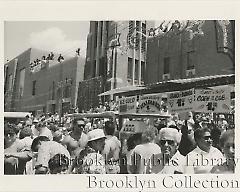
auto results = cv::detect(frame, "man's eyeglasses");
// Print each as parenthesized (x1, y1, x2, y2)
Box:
(159, 140, 175, 146)
(203, 136, 212, 141)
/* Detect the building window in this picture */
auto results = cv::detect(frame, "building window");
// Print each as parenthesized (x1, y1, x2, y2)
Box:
(100, 21, 103, 46)
(127, 57, 133, 84)
(135, 21, 140, 49)
(94, 22, 98, 48)
(8, 74, 13, 91)
(93, 60, 96, 77)
(135, 59, 139, 82)
(19, 68, 25, 98)
(106, 21, 109, 40)
(32, 80, 36, 96)
(163, 57, 170, 74)
(128, 21, 134, 48)
(141, 61, 145, 84)
(52, 81, 55, 100)
(187, 51, 195, 70)
(141, 23, 146, 52)
(64, 85, 71, 98)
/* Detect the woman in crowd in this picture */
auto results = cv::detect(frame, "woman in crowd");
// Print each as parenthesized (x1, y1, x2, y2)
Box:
(211, 129, 235, 173)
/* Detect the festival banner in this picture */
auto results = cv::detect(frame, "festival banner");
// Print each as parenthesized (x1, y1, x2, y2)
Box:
(193, 87, 231, 113)
(167, 88, 194, 113)
(138, 93, 166, 114)
(118, 96, 137, 114)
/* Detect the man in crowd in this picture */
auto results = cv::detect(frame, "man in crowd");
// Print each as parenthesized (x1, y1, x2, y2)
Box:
(149, 127, 185, 174)
(4, 124, 32, 174)
(31, 118, 53, 140)
(71, 129, 106, 174)
(185, 127, 224, 174)
(102, 121, 121, 174)
(211, 129, 235, 173)
(31, 136, 70, 174)
(62, 119, 88, 157)
(217, 114, 228, 133)
(48, 154, 70, 174)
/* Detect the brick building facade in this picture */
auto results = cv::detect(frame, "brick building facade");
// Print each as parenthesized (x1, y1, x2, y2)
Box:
(84, 21, 154, 89)
(4, 48, 85, 115)
(145, 20, 234, 85)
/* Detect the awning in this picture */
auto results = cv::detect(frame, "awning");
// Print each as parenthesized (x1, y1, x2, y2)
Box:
(98, 86, 146, 96)
(68, 111, 119, 119)
(4, 112, 31, 118)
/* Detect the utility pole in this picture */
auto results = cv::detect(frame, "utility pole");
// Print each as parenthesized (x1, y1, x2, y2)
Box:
(58, 54, 64, 122)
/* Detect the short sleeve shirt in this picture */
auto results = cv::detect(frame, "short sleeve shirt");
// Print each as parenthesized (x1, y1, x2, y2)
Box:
(185, 146, 225, 174)
(35, 141, 70, 168)
(4, 139, 26, 174)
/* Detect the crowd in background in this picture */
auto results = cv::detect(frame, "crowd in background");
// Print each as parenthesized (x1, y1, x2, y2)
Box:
(4, 109, 235, 175)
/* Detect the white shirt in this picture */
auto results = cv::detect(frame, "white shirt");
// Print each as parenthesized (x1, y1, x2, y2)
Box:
(131, 143, 161, 174)
(147, 151, 186, 174)
(39, 127, 53, 141)
(35, 141, 70, 168)
(20, 137, 33, 150)
(185, 146, 225, 174)
(102, 135, 121, 160)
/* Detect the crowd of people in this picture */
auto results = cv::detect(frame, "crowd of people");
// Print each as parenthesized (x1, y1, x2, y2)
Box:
(4, 110, 235, 175)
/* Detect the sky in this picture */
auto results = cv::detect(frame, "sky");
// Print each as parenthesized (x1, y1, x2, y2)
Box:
(4, 21, 90, 62)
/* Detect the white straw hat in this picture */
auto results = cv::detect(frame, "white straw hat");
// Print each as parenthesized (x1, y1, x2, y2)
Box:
(87, 129, 106, 142)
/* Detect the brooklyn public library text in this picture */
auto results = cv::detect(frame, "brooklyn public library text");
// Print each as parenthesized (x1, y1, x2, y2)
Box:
(87, 175, 240, 191)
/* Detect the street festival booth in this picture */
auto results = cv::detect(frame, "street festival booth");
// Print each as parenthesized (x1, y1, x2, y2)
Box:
(116, 74, 235, 129)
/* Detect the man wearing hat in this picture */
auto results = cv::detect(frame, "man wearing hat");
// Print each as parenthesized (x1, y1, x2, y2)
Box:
(62, 119, 88, 157)
(32, 118, 53, 141)
(70, 129, 106, 174)
(147, 127, 185, 174)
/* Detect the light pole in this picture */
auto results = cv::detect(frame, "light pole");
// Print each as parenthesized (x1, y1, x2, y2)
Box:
(58, 54, 64, 122)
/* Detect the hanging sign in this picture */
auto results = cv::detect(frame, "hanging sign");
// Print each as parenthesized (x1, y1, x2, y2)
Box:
(118, 96, 137, 114)
(167, 88, 194, 113)
(193, 87, 231, 113)
(138, 93, 166, 114)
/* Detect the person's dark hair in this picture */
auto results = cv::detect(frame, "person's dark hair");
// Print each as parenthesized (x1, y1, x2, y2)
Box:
(104, 121, 115, 135)
(4, 123, 19, 135)
(48, 124, 58, 132)
(31, 136, 50, 152)
(127, 133, 142, 151)
(48, 154, 69, 173)
(194, 128, 211, 142)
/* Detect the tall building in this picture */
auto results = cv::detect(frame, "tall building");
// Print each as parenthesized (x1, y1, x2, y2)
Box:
(4, 48, 85, 115)
(84, 21, 154, 89)
(145, 20, 235, 85)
